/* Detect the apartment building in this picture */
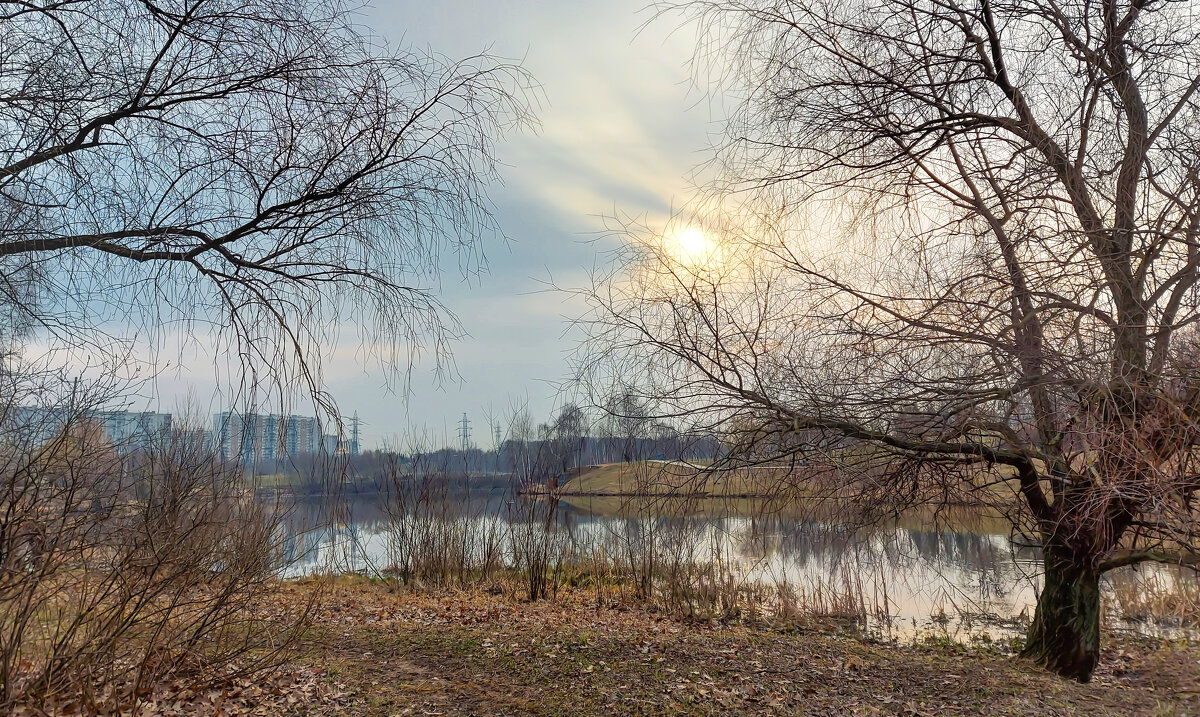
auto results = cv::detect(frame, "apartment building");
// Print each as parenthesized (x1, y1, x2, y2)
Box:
(94, 410, 172, 451)
(8, 406, 172, 452)
(212, 411, 319, 462)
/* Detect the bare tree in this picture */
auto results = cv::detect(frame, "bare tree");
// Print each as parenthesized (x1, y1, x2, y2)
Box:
(0, 0, 534, 396)
(0, 362, 306, 710)
(546, 403, 589, 478)
(599, 390, 655, 463)
(0, 0, 535, 707)
(582, 0, 1200, 680)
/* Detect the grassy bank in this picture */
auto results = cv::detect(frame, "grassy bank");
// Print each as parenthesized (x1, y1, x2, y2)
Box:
(556, 461, 792, 497)
(114, 577, 1200, 716)
(556, 461, 1023, 502)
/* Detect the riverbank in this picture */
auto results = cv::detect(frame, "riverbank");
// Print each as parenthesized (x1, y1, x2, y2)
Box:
(118, 577, 1200, 716)
(550, 461, 1022, 507)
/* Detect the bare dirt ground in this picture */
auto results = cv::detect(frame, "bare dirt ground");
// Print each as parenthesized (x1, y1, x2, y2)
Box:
(106, 577, 1200, 716)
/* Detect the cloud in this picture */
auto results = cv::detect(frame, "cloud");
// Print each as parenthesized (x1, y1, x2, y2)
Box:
(342, 2, 719, 441)
(38, 1, 719, 447)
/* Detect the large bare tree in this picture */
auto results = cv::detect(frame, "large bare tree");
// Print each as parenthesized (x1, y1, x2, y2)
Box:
(0, 1, 533, 705)
(583, 0, 1200, 680)
(0, 0, 533, 394)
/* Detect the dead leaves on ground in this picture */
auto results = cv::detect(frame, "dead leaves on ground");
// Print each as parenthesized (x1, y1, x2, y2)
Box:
(20, 578, 1200, 716)
(13, 665, 354, 717)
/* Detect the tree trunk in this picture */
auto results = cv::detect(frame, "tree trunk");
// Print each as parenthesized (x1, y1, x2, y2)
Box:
(1020, 549, 1101, 681)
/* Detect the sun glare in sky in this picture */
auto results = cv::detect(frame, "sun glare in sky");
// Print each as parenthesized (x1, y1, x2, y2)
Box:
(668, 226, 716, 266)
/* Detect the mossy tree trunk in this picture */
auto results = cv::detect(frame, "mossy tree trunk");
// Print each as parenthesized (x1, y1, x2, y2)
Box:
(1020, 548, 1101, 682)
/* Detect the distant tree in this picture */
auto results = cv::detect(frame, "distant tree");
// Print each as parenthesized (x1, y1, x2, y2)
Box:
(586, 0, 1200, 680)
(600, 390, 653, 462)
(500, 409, 535, 486)
(0, 0, 533, 395)
(547, 403, 588, 475)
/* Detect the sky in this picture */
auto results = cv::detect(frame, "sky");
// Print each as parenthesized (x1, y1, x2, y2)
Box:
(315, 0, 722, 448)
(123, 1, 721, 448)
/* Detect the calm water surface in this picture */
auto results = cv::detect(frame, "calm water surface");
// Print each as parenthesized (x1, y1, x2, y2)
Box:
(272, 491, 1192, 644)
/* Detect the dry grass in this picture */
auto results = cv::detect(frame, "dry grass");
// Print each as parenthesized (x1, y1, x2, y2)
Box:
(0, 411, 309, 714)
(558, 461, 793, 497)
(1107, 568, 1200, 629)
(271, 578, 1200, 716)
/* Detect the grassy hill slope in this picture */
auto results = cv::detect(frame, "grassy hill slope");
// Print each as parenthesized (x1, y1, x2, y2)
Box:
(558, 461, 797, 497)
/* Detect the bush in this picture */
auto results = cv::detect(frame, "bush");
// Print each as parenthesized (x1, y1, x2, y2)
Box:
(0, 374, 307, 713)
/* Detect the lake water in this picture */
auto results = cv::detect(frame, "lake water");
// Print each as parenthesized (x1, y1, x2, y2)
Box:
(271, 490, 1194, 644)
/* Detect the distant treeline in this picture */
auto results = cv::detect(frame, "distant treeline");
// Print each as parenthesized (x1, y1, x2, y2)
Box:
(248, 433, 722, 489)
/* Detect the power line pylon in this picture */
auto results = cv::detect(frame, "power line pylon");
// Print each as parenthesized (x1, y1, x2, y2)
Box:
(349, 412, 362, 456)
(458, 412, 471, 452)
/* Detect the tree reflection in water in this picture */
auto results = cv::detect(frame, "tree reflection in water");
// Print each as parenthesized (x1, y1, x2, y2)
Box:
(269, 491, 1195, 642)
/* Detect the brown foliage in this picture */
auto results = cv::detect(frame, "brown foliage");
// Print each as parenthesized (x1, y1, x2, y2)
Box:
(0, 375, 309, 713)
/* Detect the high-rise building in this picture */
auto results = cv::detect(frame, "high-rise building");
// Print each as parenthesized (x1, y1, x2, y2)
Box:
(284, 415, 318, 456)
(212, 411, 252, 460)
(7, 406, 172, 453)
(212, 411, 319, 462)
(322, 433, 343, 455)
(94, 410, 172, 451)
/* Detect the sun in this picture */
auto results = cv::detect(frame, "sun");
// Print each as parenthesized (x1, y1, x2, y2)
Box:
(668, 226, 715, 266)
